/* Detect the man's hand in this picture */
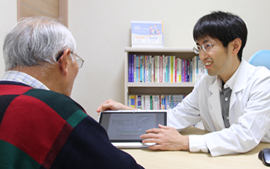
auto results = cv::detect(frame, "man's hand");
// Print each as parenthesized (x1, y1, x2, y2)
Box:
(96, 99, 136, 114)
(140, 124, 189, 151)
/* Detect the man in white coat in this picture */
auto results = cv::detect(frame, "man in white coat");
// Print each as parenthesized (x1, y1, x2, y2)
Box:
(97, 11, 270, 157)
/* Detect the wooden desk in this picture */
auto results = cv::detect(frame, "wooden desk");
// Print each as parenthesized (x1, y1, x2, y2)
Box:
(122, 127, 270, 169)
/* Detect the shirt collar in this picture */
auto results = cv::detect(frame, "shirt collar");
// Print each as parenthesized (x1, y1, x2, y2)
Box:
(1, 70, 49, 90)
(216, 62, 241, 92)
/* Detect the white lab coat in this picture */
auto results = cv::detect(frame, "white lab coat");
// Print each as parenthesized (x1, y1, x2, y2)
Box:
(168, 60, 270, 156)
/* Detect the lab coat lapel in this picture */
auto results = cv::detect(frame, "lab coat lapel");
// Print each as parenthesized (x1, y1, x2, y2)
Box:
(230, 60, 248, 110)
(208, 80, 225, 130)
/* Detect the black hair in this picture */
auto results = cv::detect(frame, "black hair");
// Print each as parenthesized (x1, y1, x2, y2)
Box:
(193, 11, 248, 61)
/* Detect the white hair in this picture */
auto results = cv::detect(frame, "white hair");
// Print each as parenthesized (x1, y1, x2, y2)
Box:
(3, 16, 76, 70)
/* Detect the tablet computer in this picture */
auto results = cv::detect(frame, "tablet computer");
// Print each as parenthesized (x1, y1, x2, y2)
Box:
(98, 110, 167, 148)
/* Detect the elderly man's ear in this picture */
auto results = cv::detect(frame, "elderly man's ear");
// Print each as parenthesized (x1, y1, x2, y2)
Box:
(57, 48, 71, 76)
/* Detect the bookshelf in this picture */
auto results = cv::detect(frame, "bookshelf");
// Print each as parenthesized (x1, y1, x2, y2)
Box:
(124, 47, 196, 106)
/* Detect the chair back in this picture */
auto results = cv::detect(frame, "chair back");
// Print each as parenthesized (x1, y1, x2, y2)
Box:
(248, 50, 270, 70)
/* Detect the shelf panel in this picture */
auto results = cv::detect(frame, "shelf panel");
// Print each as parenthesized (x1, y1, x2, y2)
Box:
(128, 87, 193, 95)
(127, 82, 195, 87)
(125, 47, 193, 53)
(125, 47, 196, 60)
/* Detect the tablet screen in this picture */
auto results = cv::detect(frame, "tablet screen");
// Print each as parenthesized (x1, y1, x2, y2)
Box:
(99, 111, 167, 142)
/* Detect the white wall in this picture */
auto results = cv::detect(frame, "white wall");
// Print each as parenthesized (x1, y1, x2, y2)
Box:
(0, 0, 17, 80)
(1, 1, 270, 121)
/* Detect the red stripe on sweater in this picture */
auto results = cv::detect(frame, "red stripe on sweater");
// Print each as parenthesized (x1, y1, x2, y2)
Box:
(0, 84, 32, 95)
(0, 95, 67, 164)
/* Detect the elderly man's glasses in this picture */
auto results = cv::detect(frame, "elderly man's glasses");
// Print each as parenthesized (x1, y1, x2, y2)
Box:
(56, 51, 84, 68)
(193, 43, 215, 54)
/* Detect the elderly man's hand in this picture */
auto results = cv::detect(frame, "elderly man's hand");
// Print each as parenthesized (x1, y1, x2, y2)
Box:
(96, 99, 136, 114)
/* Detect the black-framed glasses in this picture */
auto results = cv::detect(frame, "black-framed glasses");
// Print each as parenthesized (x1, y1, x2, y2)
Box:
(193, 43, 215, 54)
(56, 51, 84, 68)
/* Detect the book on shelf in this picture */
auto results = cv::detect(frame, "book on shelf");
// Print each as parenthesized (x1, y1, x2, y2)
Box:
(128, 94, 186, 110)
(131, 20, 164, 47)
(159, 55, 163, 83)
(163, 56, 166, 82)
(129, 95, 136, 108)
(140, 56, 144, 82)
(155, 56, 159, 82)
(128, 54, 207, 83)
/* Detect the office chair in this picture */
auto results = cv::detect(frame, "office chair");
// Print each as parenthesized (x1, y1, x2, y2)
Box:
(248, 50, 270, 70)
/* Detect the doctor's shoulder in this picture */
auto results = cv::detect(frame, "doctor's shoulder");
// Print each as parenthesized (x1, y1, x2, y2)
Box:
(247, 64, 270, 84)
(195, 74, 216, 88)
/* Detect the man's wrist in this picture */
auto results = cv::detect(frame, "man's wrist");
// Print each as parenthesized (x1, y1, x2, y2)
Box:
(183, 135, 190, 150)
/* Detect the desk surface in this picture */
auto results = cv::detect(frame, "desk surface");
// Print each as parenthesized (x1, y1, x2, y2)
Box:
(122, 127, 270, 169)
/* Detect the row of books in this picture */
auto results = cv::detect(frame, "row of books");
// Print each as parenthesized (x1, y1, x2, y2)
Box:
(128, 94, 186, 110)
(128, 55, 207, 83)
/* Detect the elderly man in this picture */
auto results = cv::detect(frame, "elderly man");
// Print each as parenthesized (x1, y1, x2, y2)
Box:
(0, 17, 143, 169)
